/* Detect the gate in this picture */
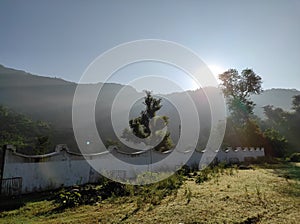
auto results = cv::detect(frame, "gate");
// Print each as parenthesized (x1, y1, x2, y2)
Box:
(0, 177, 22, 196)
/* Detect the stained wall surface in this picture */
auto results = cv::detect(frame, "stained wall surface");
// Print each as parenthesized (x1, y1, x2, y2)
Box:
(1, 145, 265, 195)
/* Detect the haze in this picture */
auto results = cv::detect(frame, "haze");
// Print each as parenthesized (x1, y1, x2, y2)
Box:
(0, 0, 299, 93)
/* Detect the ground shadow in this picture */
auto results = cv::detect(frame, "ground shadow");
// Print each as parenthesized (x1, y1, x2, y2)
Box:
(0, 190, 54, 212)
(271, 162, 300, 197)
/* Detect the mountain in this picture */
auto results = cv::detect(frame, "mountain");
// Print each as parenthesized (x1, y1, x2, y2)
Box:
(252, 88, 300, 118)
(0, 64, 299, 152)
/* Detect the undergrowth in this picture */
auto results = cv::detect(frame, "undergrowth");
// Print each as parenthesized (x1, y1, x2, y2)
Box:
(55, 172, 184, 209)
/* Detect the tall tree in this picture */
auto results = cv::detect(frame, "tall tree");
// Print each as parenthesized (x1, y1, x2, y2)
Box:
(219, 69, 268, 154)
(219, 69, 262, 125)
(122, 91, 174, 152)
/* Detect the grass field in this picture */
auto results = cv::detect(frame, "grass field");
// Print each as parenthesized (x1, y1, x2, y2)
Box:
(0, 163, 299, 224)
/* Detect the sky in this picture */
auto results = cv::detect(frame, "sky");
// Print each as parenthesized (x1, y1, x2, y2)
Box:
(0, 0, 299, 93)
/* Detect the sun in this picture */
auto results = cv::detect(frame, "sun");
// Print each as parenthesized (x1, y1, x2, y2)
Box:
(207, 64, 226, 82)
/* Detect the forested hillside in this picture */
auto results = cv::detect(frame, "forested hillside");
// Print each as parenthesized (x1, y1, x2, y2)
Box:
(0, 64, 299, 154)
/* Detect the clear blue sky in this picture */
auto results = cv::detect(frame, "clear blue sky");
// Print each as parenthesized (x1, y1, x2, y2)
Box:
(0, 0, 299, 92)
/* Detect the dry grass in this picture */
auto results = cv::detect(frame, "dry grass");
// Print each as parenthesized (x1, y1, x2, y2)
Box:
(0, 163, 299, 224)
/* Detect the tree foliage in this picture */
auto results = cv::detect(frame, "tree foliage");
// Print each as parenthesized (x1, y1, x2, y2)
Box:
(219, 69, 262, 125)
(259, 94, 300, 156)
(222, 118, 265, 148)
(262, 105, 288, 133)
(122, 91, 174, 152)
(286, 95, 300, 152)
(219, 68, 290, 157)
(292, 95, 300, 112)
(0, 105, 52, 153)
(263, 128, 287, 157)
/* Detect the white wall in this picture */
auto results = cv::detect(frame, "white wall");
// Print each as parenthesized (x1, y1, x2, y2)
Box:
(1, 145, 265, 195)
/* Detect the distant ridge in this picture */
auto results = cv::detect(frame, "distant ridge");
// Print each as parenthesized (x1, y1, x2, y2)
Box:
(0, 64, 74, 87)
(252, 88, 300, 117)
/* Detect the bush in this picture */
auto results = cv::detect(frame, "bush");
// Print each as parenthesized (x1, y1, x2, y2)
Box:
(56, 185, 103, 208)
(55, 179, 130, 209)
(55, 173, 184, 209)
(289, 153, 300, 162)
(134, 172, 183, 206)
(244, 156, 280, 165)
(176, 165, 192, 177)
(195, 171, 210, 184)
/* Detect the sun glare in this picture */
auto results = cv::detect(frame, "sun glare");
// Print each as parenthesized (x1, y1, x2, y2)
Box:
(207, 64, 226, 82)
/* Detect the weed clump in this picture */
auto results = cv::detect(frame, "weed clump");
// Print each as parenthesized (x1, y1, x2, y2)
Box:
(195, 163, 238, 184)
(55, 172, 183, 209)
(55, 179, 129, 208)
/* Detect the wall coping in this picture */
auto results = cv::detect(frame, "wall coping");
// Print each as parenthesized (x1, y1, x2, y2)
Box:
(3, 144, 265, 160)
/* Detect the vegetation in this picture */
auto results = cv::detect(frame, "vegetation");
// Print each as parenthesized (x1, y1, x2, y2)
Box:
(289, 153, 300, 162)
(122, 91, 174, 152)
(0, 105, 53, 154)
(0, 162, 299, 223)
(219, 69, 300, 158)
(261, 94, 300, 155)
(219, 68, 262, 125)
(55, 172, 183, 210)
(0, 66, 299, 223)
(55, 178, 129, 209)
(219, 69, 268, 154)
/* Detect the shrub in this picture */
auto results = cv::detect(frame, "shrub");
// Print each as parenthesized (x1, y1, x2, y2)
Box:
(55, 172, 184, 209)
(195, 168, 211, 184)
(176, 165, 192, 177)
(55, 179, 130, 209)
(289, 152, 300, 162)
(56, 185, 102, 208)
(134, 172, 183, 206)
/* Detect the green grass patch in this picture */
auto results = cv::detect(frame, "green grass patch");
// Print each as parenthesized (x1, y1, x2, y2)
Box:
(0, 163, 299, 223)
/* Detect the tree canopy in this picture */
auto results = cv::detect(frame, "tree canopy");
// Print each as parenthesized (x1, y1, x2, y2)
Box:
(218, 68, 290, 157)
(219, 69, 262, 125)
(0, 105, 52, 154)
(122, 91, 174, 152)
(261, 94, 300, 155)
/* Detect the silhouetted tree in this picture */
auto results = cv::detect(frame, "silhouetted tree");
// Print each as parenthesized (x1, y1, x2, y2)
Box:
(34, 135, 51, 154)
(122, 91, 174, 152)
(220, 69, 275, 154)
(285, 95, 300, 152)
(219, 69, 262, 125)
(263, 128, 287, 157)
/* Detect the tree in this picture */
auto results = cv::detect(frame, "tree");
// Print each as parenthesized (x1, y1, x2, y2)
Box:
(34, 136, 51, 155)
(292, 95, 300, 112)
(219, 69, 262, 125)
(0, 105, 52, 153)
(222, 117, 265, 148)
(263, 128, 287, 157)
(285, 95, 300, 151)
(262, 105, 288, 131)
(260, 98, 300, 156)
(219, 69, 271, 154)
(122, 91, 174, 152)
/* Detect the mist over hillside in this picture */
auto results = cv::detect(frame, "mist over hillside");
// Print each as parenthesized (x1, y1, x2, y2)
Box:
(252, 88, 300, 118)
(0, 64, 299, 152)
